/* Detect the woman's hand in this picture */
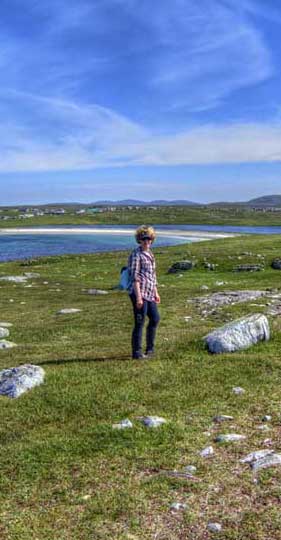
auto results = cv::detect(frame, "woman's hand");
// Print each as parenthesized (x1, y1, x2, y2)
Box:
(136, 298, 143, 309)
(155, 293, 161, 304)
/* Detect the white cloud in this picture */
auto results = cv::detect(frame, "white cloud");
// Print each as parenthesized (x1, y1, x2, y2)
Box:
(0, 93, 281, 172)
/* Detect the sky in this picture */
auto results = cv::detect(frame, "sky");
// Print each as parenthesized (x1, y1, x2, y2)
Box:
(1, 0, 281, 204)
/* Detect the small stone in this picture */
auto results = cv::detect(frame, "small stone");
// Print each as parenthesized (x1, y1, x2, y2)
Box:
(168, 260, 195, 273)
(0, 276, 27, 283)
(183, 465, 197, 474)
(170, 502, 187, 511)
(207, 522, 222, 533)
(0, 328, 9, 339)
(251, 453, 281, 472)
(257, 424, 271, 431)
(232, 386, 245, 395)
(215, 433, 246, 443)
(138, 416, 167, 428)
(24, 272, 40, 278)
(9, 299, 14, 303)
(203, 431, 211, 437)
(0, 322, 13, 327)
(81, 494, 91, 501)
(262, 415, 272, 422)
(112, 419, 133, 429)
(0, 340, 17, 349)
(57, 308, 82, 314)
(240, 449, 274, 464)
(199, 445, 214, 458)
(200, 285, 209, 290)
(86, 289, 109, 295)
(213, 415, 234, 423)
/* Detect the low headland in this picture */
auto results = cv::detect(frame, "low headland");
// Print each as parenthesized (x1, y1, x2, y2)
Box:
(0, 226, 281, 539)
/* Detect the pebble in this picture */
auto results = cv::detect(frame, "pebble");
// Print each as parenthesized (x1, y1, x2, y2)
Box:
(213, 415, 234, 423)
(0, 322, 13, 327)
(262, 415, 272, 422)
(240, 449, 274, 464)
(257, 424, 271, 431)
(138, 416, 167, 428)
(0, 328, 9, 339)
(232, 386, 245, 395)
(215, 433, 246, 443)
(183, 465, 197, 474)
(57, 308, 82, 314)
(112, 419, 133, 429)
(0, 340, 17, 349)
(251, 453, 281, 472)
(207, 522, 222, 533)
(170, 502, 187, 511)
(199, 445, 214, 458)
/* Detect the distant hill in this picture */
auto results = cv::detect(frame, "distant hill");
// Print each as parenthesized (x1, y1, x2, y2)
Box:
(246, 195, 281, 207)
(93, 199, 199, 206)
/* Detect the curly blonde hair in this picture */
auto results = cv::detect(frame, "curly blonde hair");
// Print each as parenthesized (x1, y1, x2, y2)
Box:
(135, 225, 156, 244)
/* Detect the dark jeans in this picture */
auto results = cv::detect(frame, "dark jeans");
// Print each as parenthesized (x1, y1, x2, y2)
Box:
(130, 292, 160, 358)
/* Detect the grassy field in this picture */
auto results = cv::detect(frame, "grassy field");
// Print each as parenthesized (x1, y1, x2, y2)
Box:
(0, 234, 281, 539)
(1, 204, 281, 227)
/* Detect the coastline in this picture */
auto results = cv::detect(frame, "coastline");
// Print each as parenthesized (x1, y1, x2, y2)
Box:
(0, 227, 238, 241)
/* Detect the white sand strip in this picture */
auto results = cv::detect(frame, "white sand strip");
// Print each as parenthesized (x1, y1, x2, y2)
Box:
(0, 227, 238, 241)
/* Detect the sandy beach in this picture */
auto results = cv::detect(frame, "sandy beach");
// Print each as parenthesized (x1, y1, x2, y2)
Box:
(0, 227, 237, 242)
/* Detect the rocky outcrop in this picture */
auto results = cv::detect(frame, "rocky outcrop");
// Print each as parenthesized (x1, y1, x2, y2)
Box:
(204, 313, 270, 353)
(168, 261, 194, 273)
(271, 259, 281, 270)
(0, 364, 45, 398)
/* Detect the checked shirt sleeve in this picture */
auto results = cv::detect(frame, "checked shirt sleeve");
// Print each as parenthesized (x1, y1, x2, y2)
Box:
(128, 250, 141, 283)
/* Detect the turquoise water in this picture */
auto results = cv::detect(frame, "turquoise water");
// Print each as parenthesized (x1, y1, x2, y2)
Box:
(0, 231, 189, 262)
(0, 224, 280, 262)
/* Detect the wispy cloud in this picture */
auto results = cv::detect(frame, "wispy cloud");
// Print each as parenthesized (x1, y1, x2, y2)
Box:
(1, 92, 281, 172)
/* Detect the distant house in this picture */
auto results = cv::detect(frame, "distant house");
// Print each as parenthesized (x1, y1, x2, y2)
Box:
(87, 207, 104, 213)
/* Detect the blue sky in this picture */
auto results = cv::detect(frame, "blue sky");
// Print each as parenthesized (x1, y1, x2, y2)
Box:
(1, 0, 281, 204)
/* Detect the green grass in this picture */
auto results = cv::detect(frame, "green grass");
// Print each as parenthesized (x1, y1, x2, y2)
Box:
(1, 204, 281, 227)
(0, 234, 281, 539)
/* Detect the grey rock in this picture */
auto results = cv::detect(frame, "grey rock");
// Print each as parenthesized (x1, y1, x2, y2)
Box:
(0, 275, 27, 283)
(234, 264, 263, 272)
(207, 522, 222, 533)
(0, 322, 13, 327)
(240, 449, 274, 464)
(199, 445, 214, 458)
(215, 433, 246, 443)
(170, 502, 187, 511)
(204, 262, 217, 271)
(86, 289, 109, 295)
(0, 327, 9, 339)
(138, 416, 167, 428)
(57, 308, 82, 314)
(0, 364, 45, 398)
(183, 465, 197, 474)
(112, 418, 133, 429)
(257, 424, 271, 431)
(200, 285, 209, 290)
(23, 272, 40, 278)
(204, 313, 270, 354)
(262, 415, 272, 422)
(213, 415, 234, 423)
(251, 453, 281, 472)
(271, 259, 281, 270)
(232, 386, 245, 394)
(0, 340, 17, 349)
(195, 290, 267, 312)
(168, 260, 194, 273)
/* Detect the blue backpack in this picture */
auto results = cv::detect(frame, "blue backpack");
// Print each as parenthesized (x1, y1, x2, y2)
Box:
(119, 266, 132, 291)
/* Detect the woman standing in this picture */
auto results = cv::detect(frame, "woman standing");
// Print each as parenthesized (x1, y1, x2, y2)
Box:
(128, 225, 160, 359)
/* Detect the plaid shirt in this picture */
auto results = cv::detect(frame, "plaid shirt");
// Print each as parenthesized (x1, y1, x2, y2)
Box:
(128, 246, 157, 301)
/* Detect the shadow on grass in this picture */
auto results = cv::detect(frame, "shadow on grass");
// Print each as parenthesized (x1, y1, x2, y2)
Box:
(38, 354, 131, 366)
